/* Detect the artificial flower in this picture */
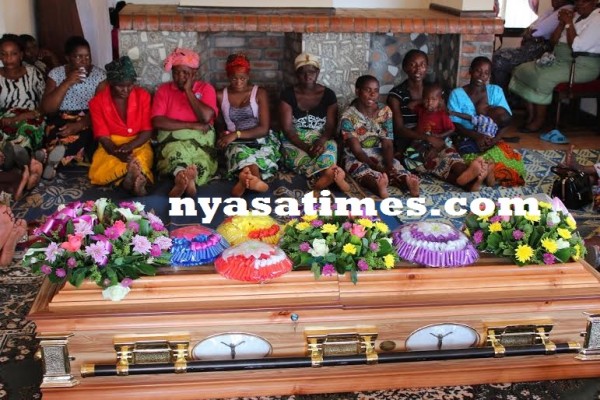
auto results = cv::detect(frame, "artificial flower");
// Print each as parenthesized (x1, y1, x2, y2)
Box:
(557, 228, 572, 240)
(489, 222, 502, 233)
(383, 254, 395, 269)
(515, 244, 534, 263)
(541, 238, 558, 254)
(321, 223, 337, 234)
(295, 222, 310, 231)
(343, 243, 357, 255)
(308, 238, 330, 257)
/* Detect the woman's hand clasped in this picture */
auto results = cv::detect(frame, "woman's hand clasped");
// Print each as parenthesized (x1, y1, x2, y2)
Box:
(217, 132, 237, 149)
(308, 137, 327, 158)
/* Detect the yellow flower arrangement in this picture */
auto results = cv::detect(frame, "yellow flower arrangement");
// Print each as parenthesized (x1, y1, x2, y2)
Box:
(464, 197, 586, 266)
(279, 213, 398, 283)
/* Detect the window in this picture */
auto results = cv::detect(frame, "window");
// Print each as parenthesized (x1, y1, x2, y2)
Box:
(499, 0, 538, 29)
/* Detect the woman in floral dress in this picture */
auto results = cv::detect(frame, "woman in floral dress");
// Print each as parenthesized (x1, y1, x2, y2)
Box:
(341, 75, 419, 199)
(216, 54, 280, 196)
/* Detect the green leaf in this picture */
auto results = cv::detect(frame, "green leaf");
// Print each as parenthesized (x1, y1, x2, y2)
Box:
(70, 268, 87, 288)
(65, 220, 74, 235)
(311, 262, 321, 280)
(139, 219, 150, 236)
(554, 248, 572, 263)
(136, 264, 157, 276)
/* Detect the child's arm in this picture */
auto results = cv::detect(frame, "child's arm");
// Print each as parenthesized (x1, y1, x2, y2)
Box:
(448, 110, 473, 121)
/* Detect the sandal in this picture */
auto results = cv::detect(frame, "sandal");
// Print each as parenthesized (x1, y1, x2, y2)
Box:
(42, 145, 66, 180)
(540, 129, 569, 144)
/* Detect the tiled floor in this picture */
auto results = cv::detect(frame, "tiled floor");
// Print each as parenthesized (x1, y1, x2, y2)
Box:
(500, 110, 600, 151)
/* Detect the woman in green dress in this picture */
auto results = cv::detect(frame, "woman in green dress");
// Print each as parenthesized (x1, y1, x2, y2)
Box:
(216, 54, 280, 197)
(151, 48, 218, 197)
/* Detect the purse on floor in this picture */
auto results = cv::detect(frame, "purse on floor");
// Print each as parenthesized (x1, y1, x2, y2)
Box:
(550, 166, 592, 210)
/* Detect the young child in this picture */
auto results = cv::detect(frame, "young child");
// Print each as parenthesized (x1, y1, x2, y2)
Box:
(414, 82, 455, 143)
(341, 75, 420, 199)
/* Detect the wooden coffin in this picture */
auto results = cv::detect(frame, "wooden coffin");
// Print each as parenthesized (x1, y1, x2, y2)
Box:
(28, 258, 600, 400)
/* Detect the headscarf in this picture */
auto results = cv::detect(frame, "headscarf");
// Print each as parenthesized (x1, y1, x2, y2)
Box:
(164, 48, 200, 71)
(294, 52, 320, 71)
(226, 53, 251, 76)
(105, 56, 137, 84)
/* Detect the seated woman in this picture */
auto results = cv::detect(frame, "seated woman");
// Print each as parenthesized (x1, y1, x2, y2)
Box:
(509, 0, 600, 133)
(0, 203, 27, 267)
(492, 0, 574, 93)
(151, 48, 218, 197)
(279, 53, 349, 191)
(88, 56, 153, 197)
(0, 34, 46, 197)
(216, 54, 281, 197)
(448, 56, 525, 187)
(387, 49, 489, 192)
(19, 34, 60, 77)
(41, 35, 107, 172)
(341, 75, 419, 199)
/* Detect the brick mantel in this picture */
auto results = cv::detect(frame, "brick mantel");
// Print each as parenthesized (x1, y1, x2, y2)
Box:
(119, 4, 504, 35)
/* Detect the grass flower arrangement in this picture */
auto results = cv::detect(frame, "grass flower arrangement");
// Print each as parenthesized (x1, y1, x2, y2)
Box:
(23, 199, 172, 301)
(463, 197, 585, 266)
(278, 213, 398, 283)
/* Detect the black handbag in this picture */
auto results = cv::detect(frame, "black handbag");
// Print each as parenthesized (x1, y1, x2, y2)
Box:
(550, 166, 592, 209)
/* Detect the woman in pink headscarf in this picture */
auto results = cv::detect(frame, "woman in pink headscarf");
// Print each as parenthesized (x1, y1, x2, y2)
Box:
(151, 48, 218, 197)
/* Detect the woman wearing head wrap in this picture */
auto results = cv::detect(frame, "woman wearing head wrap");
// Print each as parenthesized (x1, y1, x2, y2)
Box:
(216, 53, 281, 196)
(88, 56, 153, 196)
(151, 47, 218, 197)
(278, 53, 349, 191)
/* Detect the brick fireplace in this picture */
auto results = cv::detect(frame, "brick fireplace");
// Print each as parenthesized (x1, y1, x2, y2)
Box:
(118, 5, 502, 111)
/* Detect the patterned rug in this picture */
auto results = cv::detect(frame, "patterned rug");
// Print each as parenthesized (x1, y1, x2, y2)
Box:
(2, 149, 600, 399)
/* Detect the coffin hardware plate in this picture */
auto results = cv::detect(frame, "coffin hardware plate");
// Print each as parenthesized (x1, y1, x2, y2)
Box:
(577, 312, 600, 360)
(305, 327, 378, 367)
(112, 335, 190, 376)
(35, 333, 79, 388)
(485, 322, 555, 356)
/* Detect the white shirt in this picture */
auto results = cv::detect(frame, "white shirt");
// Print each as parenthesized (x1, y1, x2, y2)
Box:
(531, 5, 574, 39)
(560, 8, 600, 54)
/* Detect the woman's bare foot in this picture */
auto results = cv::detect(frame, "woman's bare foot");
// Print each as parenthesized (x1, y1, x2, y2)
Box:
(0, 205, 15, 250)
(456, 157, 484, 187)
(376, 172, 389, 199)
(132, 174, 148, 197)
(169, 169, 188, 197)
(14, 165, 30, 202)
(313, 166, 336, 190)
(184, 165, 198, 197)
(0, 218, 26, 267)
(232, 167, 251, 197)
(246, 174, 269, 192)
(26, 159, 43, 191)
(332, 166, 351, 192)
(405, 174, 420, 197)
(467, 161, 488, 192)
(485, 161, 496, 187)
(122, 159, 139, 192)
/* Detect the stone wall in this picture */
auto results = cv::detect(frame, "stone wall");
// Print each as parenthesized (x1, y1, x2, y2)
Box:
(120, 30, 458, 112)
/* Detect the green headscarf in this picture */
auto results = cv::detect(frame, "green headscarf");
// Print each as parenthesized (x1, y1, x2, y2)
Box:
(105, 56, 137, 84)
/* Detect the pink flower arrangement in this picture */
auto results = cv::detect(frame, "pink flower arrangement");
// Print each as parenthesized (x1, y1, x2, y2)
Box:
(23, 198, 172, 298)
